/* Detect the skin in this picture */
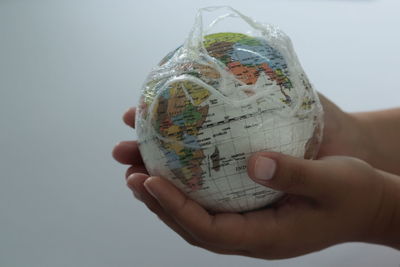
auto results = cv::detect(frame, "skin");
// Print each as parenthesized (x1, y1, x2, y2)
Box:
(112, 96, 400, 259)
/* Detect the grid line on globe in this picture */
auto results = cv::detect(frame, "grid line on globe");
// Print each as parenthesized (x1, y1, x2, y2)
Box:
(136, 28, 323, 212)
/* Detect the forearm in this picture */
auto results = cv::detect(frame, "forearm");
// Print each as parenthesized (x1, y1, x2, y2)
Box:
(352, 108, 400, 175)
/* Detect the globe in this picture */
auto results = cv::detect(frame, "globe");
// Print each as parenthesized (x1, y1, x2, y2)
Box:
(136, 32, 323, 212)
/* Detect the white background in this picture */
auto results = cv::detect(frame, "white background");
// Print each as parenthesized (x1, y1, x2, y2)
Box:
(1, 0, 399, 266)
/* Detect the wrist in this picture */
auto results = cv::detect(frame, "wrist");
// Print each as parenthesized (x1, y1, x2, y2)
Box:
(348, 112, 379, 167)
(364, 169, 400, 249)
(351, 110, 400, 175)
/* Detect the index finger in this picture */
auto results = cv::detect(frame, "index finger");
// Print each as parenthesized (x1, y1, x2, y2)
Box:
(123, 107, 136, 128)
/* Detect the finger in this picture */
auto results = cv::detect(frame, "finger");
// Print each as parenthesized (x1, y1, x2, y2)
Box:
(125, 166, 148, 179)
(126, 174, 248, 256)
(123, 107, 136, 128)
(247, 152, 344, 199)
(143, 176, 249, 250)
(127, 173, 196, 242)
(112, 141, 144, 165)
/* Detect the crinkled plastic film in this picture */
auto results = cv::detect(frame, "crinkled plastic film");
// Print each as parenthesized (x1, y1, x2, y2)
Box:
(136, 6, 324, 212)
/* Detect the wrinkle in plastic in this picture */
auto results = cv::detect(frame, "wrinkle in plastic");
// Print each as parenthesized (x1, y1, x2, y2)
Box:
(135, 6, 323, 212)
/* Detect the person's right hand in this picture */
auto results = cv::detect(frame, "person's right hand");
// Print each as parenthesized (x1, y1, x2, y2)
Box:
(112, 94, 376, 180)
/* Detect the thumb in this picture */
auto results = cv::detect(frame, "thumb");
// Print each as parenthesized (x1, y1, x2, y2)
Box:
(247, 152, 340, 198)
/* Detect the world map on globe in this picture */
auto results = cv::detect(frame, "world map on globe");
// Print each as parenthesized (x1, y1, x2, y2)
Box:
(136, 32, 322, 212)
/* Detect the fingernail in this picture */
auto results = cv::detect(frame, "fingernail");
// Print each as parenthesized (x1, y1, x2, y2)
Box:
(254, 156, 277, 180)
(143, 177, 159, 199)
(126, 173, 142, 200)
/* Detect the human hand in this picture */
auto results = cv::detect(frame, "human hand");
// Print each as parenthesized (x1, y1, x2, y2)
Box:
(112, 95, 368, 182)
(112, 105, 400, 259)
(314, 94, 372, 160)
(112, 94, 377, 179)
(124, 152, 399, 259)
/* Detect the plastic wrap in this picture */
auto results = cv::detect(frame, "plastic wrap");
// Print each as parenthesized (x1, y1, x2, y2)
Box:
(135, 6, 323, 212)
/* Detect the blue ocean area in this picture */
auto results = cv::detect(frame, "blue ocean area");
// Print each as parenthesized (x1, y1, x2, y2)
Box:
(171, 114, 185, 126)
(162, 147, 182, 169)
(182, 133, 201, 149)
(229, 41, 287, 70)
